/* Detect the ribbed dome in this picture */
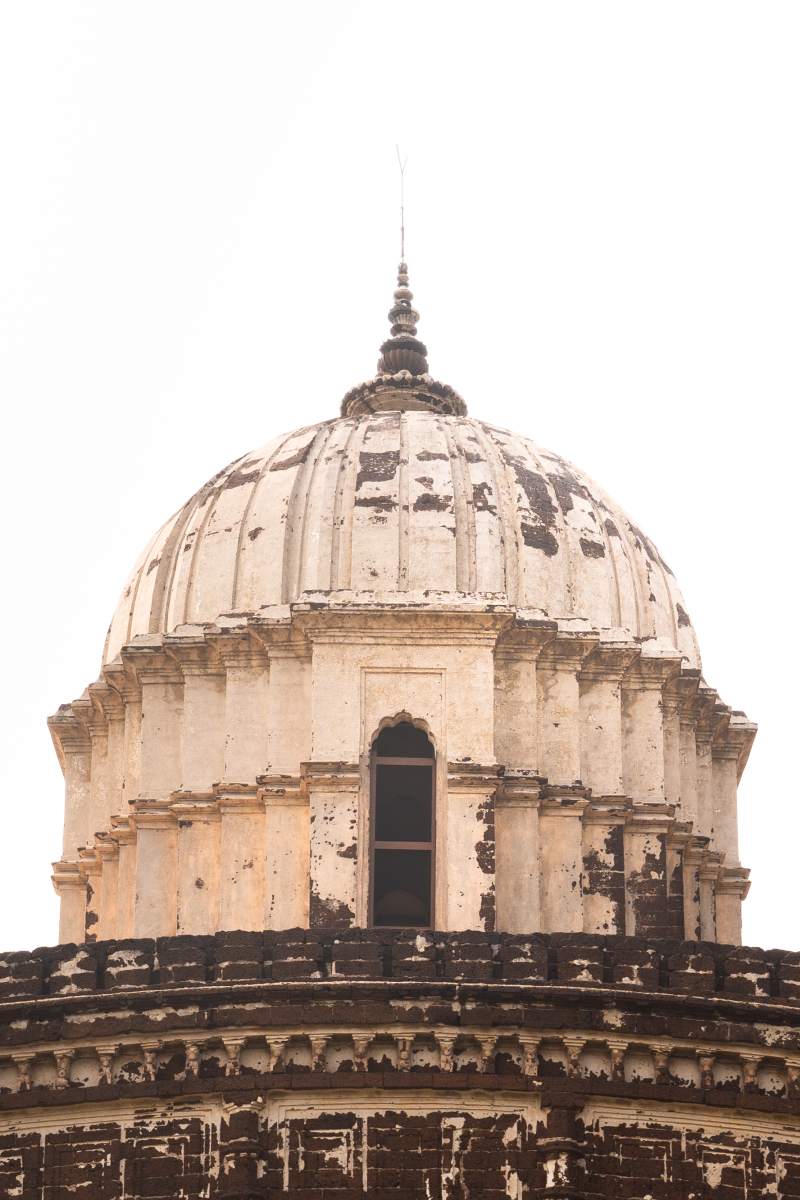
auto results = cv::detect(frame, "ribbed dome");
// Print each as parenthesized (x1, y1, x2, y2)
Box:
(104, 410, 700, 668)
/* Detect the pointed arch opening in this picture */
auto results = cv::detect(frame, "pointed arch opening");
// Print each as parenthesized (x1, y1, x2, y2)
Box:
(369, 720, 435, 928)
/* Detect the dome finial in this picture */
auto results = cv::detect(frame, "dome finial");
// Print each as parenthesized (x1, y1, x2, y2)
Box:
(376, 151, 429, 376)
(377, 260, 429, 376)
(340, 154, 466, 418)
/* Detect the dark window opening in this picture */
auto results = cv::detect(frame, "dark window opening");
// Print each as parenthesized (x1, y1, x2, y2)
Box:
(374, 722, 434, 758)
(370, 722, 434, 928)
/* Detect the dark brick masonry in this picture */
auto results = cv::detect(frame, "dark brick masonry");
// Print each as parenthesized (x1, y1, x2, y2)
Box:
(3, 931, 800, 1197)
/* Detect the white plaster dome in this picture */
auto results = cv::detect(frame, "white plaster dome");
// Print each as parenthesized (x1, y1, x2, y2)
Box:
(104, 408, 700, 669)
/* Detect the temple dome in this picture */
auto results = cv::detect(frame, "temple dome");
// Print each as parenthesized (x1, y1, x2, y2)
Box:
(103, 409, 700, 668)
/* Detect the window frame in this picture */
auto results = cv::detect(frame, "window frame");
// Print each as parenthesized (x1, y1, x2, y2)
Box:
(368, 745, 436, 929)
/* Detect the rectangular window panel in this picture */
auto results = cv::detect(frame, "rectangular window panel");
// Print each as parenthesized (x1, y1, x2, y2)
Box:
(374, 764, 433, 842)
(373, 848, 432, 927)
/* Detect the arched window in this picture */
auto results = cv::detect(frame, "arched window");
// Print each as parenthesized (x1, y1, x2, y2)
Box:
(370, 721, 435, 928)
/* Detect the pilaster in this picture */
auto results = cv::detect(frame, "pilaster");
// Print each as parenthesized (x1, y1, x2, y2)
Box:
(623, 803, 674, 937)
(495, 772, 543, 933)
(210, 631, 270, 783)
(716, 865, 751, 946)
(539, 788, 589, 932)
(95, 836, 119, 941)
(579, 640, 639, 797)
(711, 716, 754, 866)
(78, 848, 103, 942)
(216, 786, 267, 931)
(698, 851, 723, 941)
(621, 648, 681, 804)
(676, 669, 701, 828)
(681, 836, 708, 941)
(73, 692, 110, 845)
(493, 621, 555, 771)
(110, 816, 136, 939)
(304, 762, 360, 929)
(51, 860, 86, 945)
(259, 776, 308, 929)
(263, 639, 311, 774)
(126, 644, 184, 800)
(582, 797, 630, 935)
(104, 657, 142, 806)
(131, 799, 178, 937)
(89, 680, 126, 830)
(166, 635, 225, 792)
(48, 706, 92, 859)
(171, 792, 221, 935)
(661, 675, 682, 811)
(693, 685, 719, 840)
(445, 763, 502, 932)
(537, 630, 598, 786)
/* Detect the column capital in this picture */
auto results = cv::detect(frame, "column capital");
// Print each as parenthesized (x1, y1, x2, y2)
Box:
(95, 836, 119, 865)
(78, 847, 103, 880)
(102, 657, 142, 704)
(538, 629, 599, 673)
(625, 802, 675, 834)
(583, 797, 631, 825)
(51, 859, 86, 895)
(447, 762, 503, 792)
(123, 641, 184, 685)
(206, 627, 268, 671)
(164, 633, 224, 678)
(170, 792, 221, 822)
(72, 692, 107, 741)
(496, 770, 544, 807)
(666, 820, 693, 851)
(716, 864, 751, 900)
(540, 791, 590, 818)
(683, 834, 710, 867)
(48, 705, 92, 757)
(494, 618, 556, 662)
(109, 815, 136, 846)
(698, 850, 724, 883)
(711, 702, 732, 746)
(580, 640, 640, 683)
(131, 799, 178, 830)
(694, 686, 720, 743)
(219, 783, 266, 814)
(676, 668, 702, 724)
(713, 715, 757, 771)
(88, 680, 125, 724)
(300, 762, 360, 792)
(622, 647, 682, 691)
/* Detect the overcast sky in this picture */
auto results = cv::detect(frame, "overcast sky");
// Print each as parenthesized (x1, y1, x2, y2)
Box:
(0, 2, 797, 952)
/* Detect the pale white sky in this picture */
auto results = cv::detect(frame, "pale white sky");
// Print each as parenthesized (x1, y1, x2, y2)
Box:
(0, 2, 797, 952)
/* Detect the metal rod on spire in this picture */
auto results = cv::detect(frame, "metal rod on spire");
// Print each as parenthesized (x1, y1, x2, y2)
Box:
(395, 145, 407, 261)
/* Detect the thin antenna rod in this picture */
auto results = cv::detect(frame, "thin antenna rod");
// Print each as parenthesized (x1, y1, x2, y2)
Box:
(395, 145, 408, 260)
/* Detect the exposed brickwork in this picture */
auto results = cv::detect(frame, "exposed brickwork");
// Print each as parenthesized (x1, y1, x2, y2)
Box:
(5, 1091, 800, 1196)
(3, 931, 798, 1001)
(2, 931, 800, 1196)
